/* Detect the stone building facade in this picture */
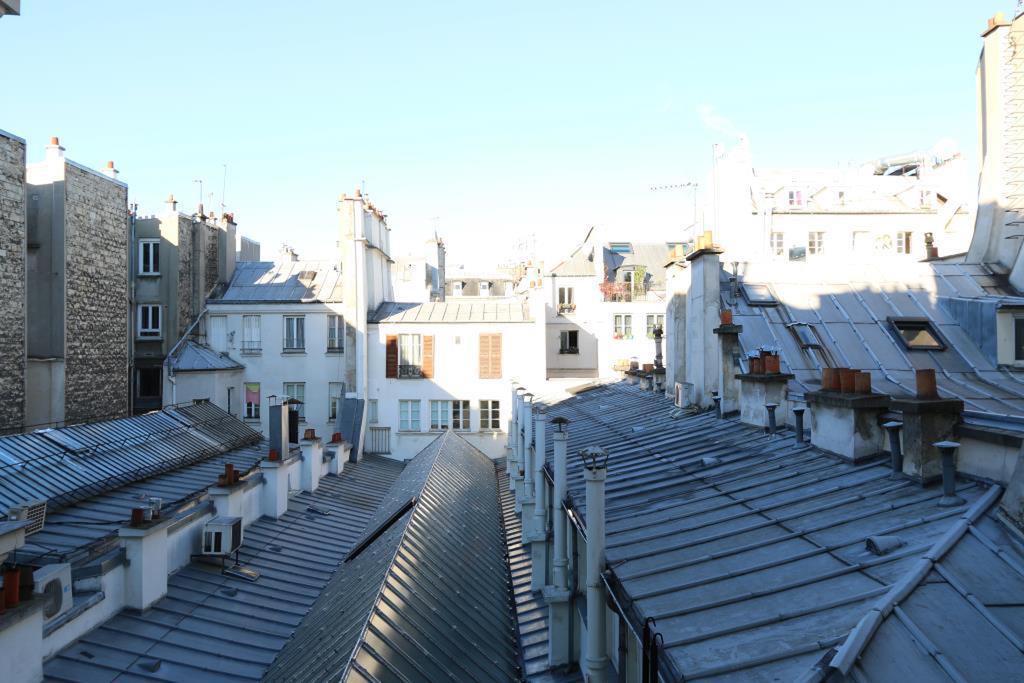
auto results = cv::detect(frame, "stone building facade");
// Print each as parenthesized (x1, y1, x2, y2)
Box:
(0, 130, 26, 434)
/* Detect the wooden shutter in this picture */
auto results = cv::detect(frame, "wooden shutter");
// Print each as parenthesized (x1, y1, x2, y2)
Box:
(479, 333, 502, 379)
(421, 335, 435, 378)
(385, 335, 398, 378)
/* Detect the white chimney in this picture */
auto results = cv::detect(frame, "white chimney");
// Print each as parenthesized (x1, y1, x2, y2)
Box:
(261, 449, 290, 520)
(522, 394, 537, 527)
(544, 416, 572, 667)
(119, 517, 170, 610)
(300, 432, 324, 493)
(530, 405, 548, 591)
(45, 136, 64, 163)
(165, 193, 178, 213)
(581, 446, 609, 682)
(513, 388, 527, 509)
(507, 383, 520, 492)
(102, 160, 119, 180)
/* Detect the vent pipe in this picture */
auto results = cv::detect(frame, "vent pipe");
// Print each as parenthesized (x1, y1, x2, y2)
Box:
(508, 384, 520, 492)
(530, 406, 548, 591)
(935, 441, 964, 507)
(545, 416, 572, 667)
(793, 407, 805, 444)
(522, 393, 536, 515)
(581, 446, 609, 682)
(884, 421, 903, 478)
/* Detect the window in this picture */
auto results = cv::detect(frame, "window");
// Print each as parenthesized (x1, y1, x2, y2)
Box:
(284, 382, 305, 418)
(399, 334, 422, 377)
(770, 232, 784, 256)
(138, 304, 161, 338)
(367, 399, 378, 424)
(787, 190, 804, 208)
(430, 400, 451, 430)
(1016, 319, 1024, 361)
(454, 281, 464, 296)
(920, 190, 933, 208)
(609, 242, 633, 254)
(874, 234, 893, 252)
(560, 330, 579, 354)
(837, 190, 846, 206)
(480, 400, 501, 430)
(136, 367, 161, 399)
(480, 281, 490, 296)
(890, 318, 945, 351)
(852, 231, 871, 254)
(741, 283, 778, 306)
(613, 314, 632, 339)
(244, 382, 260, 419)
(479, 333, 502, 379)
(646, 314, 665, 338)
(138, 239, 159, 275)
(242, 315, 261, 353)
(453, 400, 470, 431)
(897, 232, 912, 254)
(328, 382, 343, 421)
(327, 314, 344, 352)
(558, 286, 575, 313)
(400, 400, 421, 431)
(284, 316, 305, 351)
(808, 232, 825, 256)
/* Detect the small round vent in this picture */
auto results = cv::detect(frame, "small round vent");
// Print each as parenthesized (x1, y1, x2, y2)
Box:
(42, 579, 62, 618)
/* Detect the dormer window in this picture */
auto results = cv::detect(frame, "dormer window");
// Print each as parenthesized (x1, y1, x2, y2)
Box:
(890, 317, 945, 351)
(609, 243, 632, 254)
(741, 283, 778, 307)
(787, 189, 805, 208)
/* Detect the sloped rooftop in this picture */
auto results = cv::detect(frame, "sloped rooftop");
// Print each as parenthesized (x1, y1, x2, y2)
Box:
(265, 431, 519, 682)
(216, 261, 343, 304)
(370, 299, 531, 323)
(167, 340, 244, 373)
(44, 455, 405, 682)
(537, 381, 1024, 680)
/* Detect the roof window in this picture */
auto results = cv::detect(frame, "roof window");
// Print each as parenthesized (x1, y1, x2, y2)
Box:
(609, 243, 632, 254)
(890, 317, 945, 351)
(741, 283, 778, 307)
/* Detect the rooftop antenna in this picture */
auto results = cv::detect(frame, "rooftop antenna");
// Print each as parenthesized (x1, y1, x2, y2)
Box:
(220, 164, 228, 212)
(193, 179, 204, 215)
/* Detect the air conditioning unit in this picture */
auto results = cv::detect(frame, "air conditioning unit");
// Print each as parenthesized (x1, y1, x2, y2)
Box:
(33, 563, 72, 622)
(202, 516, 243, 556)
(8, 499, 47, 536)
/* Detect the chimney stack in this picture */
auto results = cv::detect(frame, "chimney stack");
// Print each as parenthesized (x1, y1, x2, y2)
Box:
(580, 446, 609, 682)
(529, 405, 548, 591)
(544, 416, 572, 667)
(888, 370, 963, 483)
(300, 432, 323, 493)
(166, 194, 178, 213)
(45, 136, 65, 163)
(102, 160, 119, 180)
(521, 394, 536, 523)
(806, 370, 890, 462)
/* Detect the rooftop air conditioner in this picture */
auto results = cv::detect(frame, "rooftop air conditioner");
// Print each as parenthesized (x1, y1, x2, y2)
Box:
(202, 516, 243, 556)
(8, 499, 47, 536)
(33, 563, 72, 622)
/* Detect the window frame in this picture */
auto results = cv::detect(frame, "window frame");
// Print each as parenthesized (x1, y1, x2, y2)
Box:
(888, 317, 947, 351)
(741, 283, 778, 307)
(557, 286, 576, 313)
(787, 189, 805, 208)
(430, 400, 451, 430)
(770, 232, 784, 257)
(137, 304, 162, 339)
(480, 400, 501, 431)
(283, 315, 306, 352)
(807, 231, 825, 256)
(367, 399, 379, 424)
(398, 333, 423, 378)
(399, 399, 421, 432)
(244, 382, 261, 420)
(609, 242, 633, 254)
(242, 315, 262, 354)
(328, 382, 343, 421)
(646, 314, 665, 338)
(559, 329, 579, 354)
(138, 239, 160, 276)
(136, 367, 161, 399)
(896, 231, 912, 255)
(613, 314, 633, 339)
(327, 314, 344, 353)
(284, 382, 306, 419)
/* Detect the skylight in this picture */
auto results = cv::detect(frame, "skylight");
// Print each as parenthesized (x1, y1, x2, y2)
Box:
(741, 283, 778, 306)
(890, 318, 945, 351)
(609, 243, 632, 254)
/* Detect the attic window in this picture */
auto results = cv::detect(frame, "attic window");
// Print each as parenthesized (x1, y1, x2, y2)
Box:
(890, 318, 945, 350)
(741, 283, 778, 306)
(297, 270, 317, 281)
(609, 243, 632, 254)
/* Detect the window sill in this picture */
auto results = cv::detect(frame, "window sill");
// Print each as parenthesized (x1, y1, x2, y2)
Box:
(137, 273, 161, 278)
(241, 349, 262, 356)
(282, 350, 307, 355)
(244, 417, 261, 423)
(326, 349, 344, 355)
(137, 336, 163, 341)
(398, 430, 423, 434)
(559, 350, 580, 355)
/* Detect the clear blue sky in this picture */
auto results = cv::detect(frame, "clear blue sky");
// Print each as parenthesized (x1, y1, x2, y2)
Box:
(0, 1, 997, 267)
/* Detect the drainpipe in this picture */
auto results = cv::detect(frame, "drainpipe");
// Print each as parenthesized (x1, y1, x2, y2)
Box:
(581, 446, 609, 683)
(544, 416, 572, 667)
(531, 405, 548, 591)
(522, 394, 536, 526)
(508, 383, 520, 492)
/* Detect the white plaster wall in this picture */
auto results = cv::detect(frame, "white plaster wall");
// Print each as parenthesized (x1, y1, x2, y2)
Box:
(25, 359, 64, 429)
(2, 607, 43, 683)
(958, 435, 1021, 484)
(43, 564, 126, 660)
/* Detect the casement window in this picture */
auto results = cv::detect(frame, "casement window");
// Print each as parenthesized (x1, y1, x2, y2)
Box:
(480, 400, 500, 430)
(770, 232, 784, 256)
(480, 281, 491, 296)
(284, 316, 305, 351)
(808, 232, 825, 256)
(138, 239, 160, 275)
(787, 190, 804, 208)
(646, 314, 665, 338)
(454, 281, 464, 296)
(557, 287, 575, 312)
(890, 318, 945, 351)
(138, 304, 161, 338)
(328, 382, 343, 420)
(327, 314, 344, 352)
(896, 232, 912, 254)
(367, 399, 378, 424)
(452, 400, 470, 431)
(399, 400, 421, 431)
(241, 315, 261, 353)
(244, 382, 260, 419)
(136, 367, 161, 399)
(613, 314, 632, 339)
(1016, 319, 1024, 362)
(284, 382, 305, 418)
(479, 333, 502, 379)
(560, 330, 579, 354)
(386, 334, 434, 378)
(430, 400, 450, 430)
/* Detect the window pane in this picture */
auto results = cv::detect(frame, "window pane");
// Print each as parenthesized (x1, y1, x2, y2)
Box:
(1016, 319, 1024, 361)
(244, 382, 260, 418)
(329, 382, 343, 420)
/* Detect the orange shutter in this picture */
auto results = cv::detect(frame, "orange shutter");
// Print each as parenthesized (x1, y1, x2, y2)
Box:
(385, 335, 398, 378)
(479, 333, 502, 379)
(421, 335, 435, 378)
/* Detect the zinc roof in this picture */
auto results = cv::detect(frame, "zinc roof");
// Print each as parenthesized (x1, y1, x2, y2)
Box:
(217, 261, 343, 304)
(369, 299, 532, 323)
(44, 455, 405, 682)
(265, 431, 520, 682)
(537, 381, 1022, 681)
(167, 341, 244, 373)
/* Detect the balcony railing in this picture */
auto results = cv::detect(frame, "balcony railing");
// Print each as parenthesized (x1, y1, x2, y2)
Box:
(599, 281, 665, 303)
(557, 303, 576, 314)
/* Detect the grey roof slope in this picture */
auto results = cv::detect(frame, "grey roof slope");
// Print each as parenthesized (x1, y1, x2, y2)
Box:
(729, 260, 1024, 422)
(44, 455, 405, 682)
(167, 340, 244, 373)
(216, 260, 343, 303)
(370, 300, 531, 323)
(603, 242, 670, 289)
(265, 431, 520, 683)
(0, 401, 261, 519)
(538, 381, 1023, 680)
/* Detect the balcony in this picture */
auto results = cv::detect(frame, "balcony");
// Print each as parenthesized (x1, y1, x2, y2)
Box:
(557, 303, 577, 314)
(600, 281, 664, 303)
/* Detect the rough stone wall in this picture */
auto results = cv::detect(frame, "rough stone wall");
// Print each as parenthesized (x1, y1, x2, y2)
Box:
(63, 164, 129, 423)
(205, 221, 218, 296)
(0, 133, 26, 432)
(177, 215, 193, 337)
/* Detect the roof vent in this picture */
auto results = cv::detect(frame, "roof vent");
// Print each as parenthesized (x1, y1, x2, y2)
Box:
(866, 535, 905, 555)
(8, 499, 47, 535)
